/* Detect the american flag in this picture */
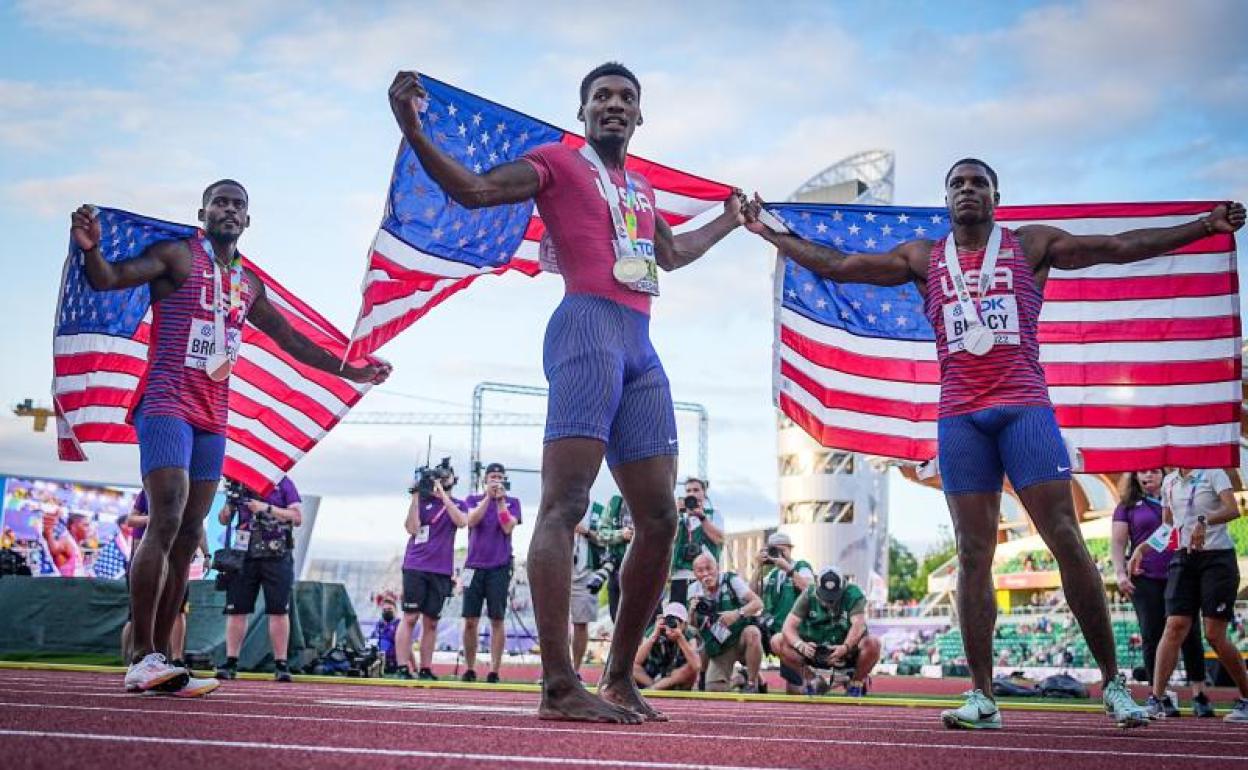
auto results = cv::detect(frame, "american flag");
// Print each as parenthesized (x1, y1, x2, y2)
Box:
(768, 201, 1241, 472)
(347, 75, 733, 356)
(53, 207, 384, 495)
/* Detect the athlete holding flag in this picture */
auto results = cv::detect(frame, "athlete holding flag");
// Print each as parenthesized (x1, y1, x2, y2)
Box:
(745, 161, 1244, 729)
(70, 182, 390, 697)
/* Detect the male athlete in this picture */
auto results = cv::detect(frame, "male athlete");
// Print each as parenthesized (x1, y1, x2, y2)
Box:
(388, 64, 744, 722)
(70, 183, 390, 696)
(745, 162, 1244, 729)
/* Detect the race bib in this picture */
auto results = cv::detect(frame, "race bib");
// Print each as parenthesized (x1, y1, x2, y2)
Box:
(233, 530, 251, 551)
(185, 318, 241, 370)
(710, 620, 731, 644)
(414, 525, 430, 545)
(942, 295, 1019, 354)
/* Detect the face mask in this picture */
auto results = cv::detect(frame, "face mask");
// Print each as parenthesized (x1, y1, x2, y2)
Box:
(381, 610, 395, 623)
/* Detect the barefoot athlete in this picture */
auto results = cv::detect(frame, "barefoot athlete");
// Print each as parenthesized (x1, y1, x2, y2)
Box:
(745, 161, 1245, 730)
(70, 182, 391, 696)
(388, 64, 744, 723)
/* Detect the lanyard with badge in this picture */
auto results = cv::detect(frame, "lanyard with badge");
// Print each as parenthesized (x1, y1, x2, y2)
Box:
(415, 501, 448, 546)
(201, 237, 245, 382)
(942, 224, 1003, 356)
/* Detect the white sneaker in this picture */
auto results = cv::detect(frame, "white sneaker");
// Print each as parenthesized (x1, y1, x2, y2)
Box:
(941, 689, 1003, 730)
(123, 653, 187, 692)
(1102, 673, 1149, 728)
(142, 675, 220, 698)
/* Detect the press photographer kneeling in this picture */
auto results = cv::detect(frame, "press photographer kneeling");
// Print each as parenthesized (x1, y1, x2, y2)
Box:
(688, 552, 765, 693)
(751, 532, 813, 692)
(215, 476, 302, 682)
(772, 567, 880, 696)
(633, 602, 701, 691)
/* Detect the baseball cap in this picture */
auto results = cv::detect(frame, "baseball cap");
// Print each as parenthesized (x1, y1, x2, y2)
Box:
(484, 462, 506, 475)
(662, 602, 688, 623)
(767, 532, 793, 548)
(815, 567, 844, 605)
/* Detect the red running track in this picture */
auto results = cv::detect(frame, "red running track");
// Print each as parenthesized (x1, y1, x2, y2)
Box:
(0, 669, 1245, 769)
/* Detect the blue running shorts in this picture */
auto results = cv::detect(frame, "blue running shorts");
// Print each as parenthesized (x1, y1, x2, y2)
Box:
(543, 294, 678, 467)
(134, 408, 227, 482)
(937, 405, 1072, 495)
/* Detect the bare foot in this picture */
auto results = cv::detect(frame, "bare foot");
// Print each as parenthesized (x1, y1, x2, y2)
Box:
(539, 680, 642, 724)
(599, 674, 668, 722)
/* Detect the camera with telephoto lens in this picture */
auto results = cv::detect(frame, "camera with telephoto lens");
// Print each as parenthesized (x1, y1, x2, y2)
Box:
(585, 559, 615, 593)
(682, 495, 700, 514)
(662, 614, 682, 630)
(224, 480, 250, 508)
(411, 457, 455, 496)
(765, 545, 783, 561)
(692, 596, 718, 628)
(808, 643, 840, 668)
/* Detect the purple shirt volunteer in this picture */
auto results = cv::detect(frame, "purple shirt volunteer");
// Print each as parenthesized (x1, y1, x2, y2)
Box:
(403, 496, 467, 575)
(236, 477, 302, 549)
(463, 494, 521, 570)
(1113, 497, 1170, 581)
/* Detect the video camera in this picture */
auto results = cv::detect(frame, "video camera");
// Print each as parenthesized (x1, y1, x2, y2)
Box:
(411, 457, 455, 497)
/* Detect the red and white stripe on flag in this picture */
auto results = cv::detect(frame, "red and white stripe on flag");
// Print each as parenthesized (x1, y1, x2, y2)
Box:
(777, 202, 1242, 473)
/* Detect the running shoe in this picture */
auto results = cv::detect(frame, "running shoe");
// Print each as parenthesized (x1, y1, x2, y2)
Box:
(1103, 673, 1149, 728)
(417, 668, 438, 681)
(846, 680, 867, 697)
(1193, 692, 1215, 718)
(486, 671, 500, 684)
(1225, 698, 1248, 724)
(214, 662, 237, 680)
(1145, 694, 1166, 720)
(144, 675, 221, 698)
(274, 667, 293, 683)
(397, 668, 415, 680)
(940, 689, 1002, 730)
(461, 669, 477, 683)
(1162, 694, 1179, 718)
(124, 653, 188, 692)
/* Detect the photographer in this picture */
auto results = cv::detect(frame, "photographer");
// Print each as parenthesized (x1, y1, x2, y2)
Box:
(773, 567, 880, 697)
(1130, 468, 1248, 722)
(588, 495, 633, 621)
(461, 462, 521, 683)
(397, 462, 468, 680)
(570, 508, 604, 676)
(215, 476, 302, 683)
(670, 477, 725, 605)
(750, 532, 813, 687)
(688, 552, 764, 692)
(633, 603, 702, 691)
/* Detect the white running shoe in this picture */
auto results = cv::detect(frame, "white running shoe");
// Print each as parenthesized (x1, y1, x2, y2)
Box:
(941, 689, 1003, 730)
(123, 653, 187, 692)
(142, 675, 221, 698)
(1102, 673, 1149, 728)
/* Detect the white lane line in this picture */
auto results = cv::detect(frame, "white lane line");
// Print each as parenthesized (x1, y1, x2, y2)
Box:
(0, 701, 1242, 758)
(0, 683, 1230, 738)
(0, 730, 792, 770)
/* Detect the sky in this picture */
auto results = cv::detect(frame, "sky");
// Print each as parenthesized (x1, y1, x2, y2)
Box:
(1, 0, 1245, 564)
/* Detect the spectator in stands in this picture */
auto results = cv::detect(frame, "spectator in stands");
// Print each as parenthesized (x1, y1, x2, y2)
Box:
(216, 476, 303, 683)
(669, 477, 724, 605)
(587, 495, 632, 620)
(688, 552, 764, 692)
(461, 462, 521, 683)
(1131, 468, 1248, 722)
(370, 596, 401, 673)
(398, 469, 468, 680)
(1111, 468, 1210, 718)
(633, 603, 701, 690)
(750, 532, 813, 687)
(772, 567, 880, 697)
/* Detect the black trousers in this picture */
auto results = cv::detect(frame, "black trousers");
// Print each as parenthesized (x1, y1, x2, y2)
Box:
(1132, 576, 1206, 685)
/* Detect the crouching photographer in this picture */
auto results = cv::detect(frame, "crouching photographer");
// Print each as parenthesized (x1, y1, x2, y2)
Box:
(773, 567, 881, 697)
(751, 531, 813, 693)
(688, 552, 765, 692)
(215, 476, 302, 683)
(634, 603, 702, 690)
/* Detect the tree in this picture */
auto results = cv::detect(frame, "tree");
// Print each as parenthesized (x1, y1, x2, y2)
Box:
(888, 536, 919, 601)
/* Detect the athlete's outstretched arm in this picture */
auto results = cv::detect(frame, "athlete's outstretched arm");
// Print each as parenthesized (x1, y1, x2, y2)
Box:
(653, 190, 746, 271)
(389, 71, 540, 209)
(71, 205, 188, 291)
(1026, 201, 1245, 270)
(743, 194, 925, 286)
(246, 280, 391, 385)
